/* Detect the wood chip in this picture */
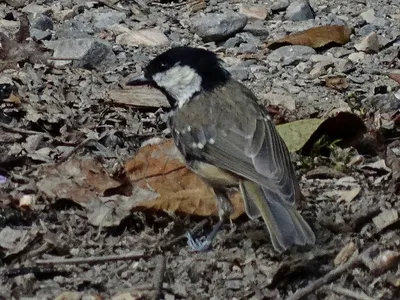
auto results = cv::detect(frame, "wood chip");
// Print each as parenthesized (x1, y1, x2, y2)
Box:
(334, 241, 358, 266)
(107, 86, 170, 109)
(372, 209, 399, 231)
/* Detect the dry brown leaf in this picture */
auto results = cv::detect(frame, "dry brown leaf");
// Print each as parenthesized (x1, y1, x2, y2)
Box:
(325, 76, 349, 91)
(337, 186, 361, 203)
(388, 72, 400, 85)
(334, 241, 358, 266)
(37, 158, 121, 205)
(124, 139, 244, 218)
(266, 25, 352, 50)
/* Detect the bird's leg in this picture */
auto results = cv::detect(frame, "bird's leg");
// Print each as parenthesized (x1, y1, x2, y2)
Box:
(186, 189, 233, 251)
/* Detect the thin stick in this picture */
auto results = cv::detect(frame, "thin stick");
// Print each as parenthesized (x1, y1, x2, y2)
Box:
(323, 284, 375, 300)
(55, 137, 97, 165)
(160, 219, 208, 250)
(0, 122, 52, 139)
(152, 255, 166, 300)
(36, 250, 146, 266)
(286, 245, 378, 300)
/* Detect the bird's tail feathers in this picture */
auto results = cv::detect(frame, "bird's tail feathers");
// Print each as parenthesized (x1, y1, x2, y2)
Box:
(239, 181, 315, 252)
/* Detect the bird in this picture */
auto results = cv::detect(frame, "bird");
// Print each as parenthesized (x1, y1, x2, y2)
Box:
(127, 46, 316, 252)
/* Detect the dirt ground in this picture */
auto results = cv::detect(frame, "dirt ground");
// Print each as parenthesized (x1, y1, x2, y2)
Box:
(1, 0, 400, 299)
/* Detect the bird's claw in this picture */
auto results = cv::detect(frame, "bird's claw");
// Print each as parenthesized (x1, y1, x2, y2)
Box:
(185, 232, 212, 252)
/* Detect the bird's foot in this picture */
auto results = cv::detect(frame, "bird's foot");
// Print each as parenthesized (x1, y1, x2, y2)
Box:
(185, 232, 212, 252)
(186, 219, 224, 252)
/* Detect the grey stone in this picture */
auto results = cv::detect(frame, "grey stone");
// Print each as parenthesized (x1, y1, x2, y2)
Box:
(271, 0, 290, 12)
(44, 38, 115, 70)
(360, 9, 390, 27)
(192, 12, 247, 42)
(358, 24, 378, 37)
(31, 14, 53, 31)
(93, 11, 126, 30)
(30, 29, 52, 41)
(267, 45, 316, 66)
(55, 20, 93, 39)
(354, 32, 380, 53)
(348, 52, 366, 63)
(21, 3, 52, 15)
(285, 0, 315, 21)
(362, 92, 400, 113)
(243, 22, 269, 37)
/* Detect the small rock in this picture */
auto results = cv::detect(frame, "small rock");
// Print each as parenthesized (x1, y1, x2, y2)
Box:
(45, 38, 115, 69)
(192, 11, 247, 42)
(360, 8, 390, 27)
(285, 0, 315, 21)
(264, 88, 296, 110)
(267, 45, 316, 66)
(116, 28, 169, 47)
(243, 22, 269, 37)
(358, 24, 378, 36)
(54, 9, 75, 22)
(55, 20, 93, 39)
(271, 0, 290, 12)
(0, 20, 19, 35)
(296, 62, 311, 73)
(21, 3, 52, 15)
(239, 5, 269, 20)
(310, 62, 329, 78)
(93, 11, 126, 30)
(348, 52, 366, 62)
(360, 9, 375, 24)
(30, 28, 52, 41)
(30, 14, 53, 31)
(354, 32, 380, 53)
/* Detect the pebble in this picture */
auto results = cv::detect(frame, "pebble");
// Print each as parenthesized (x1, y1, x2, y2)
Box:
(45, 38, 115, 69)
(30, 14, 53, 31)
(360, 8, 390, 27)
(53, 9, 75, 22)
(116, 28, 169, 47)
(30, 28, 52, 41)
(354, 32, 380, 53)
(0, 20, 19, 34)
(239, 5, 269, 20)
(285, 0, 315, 21)
(55, 20, 93, 39)
(21, 3, 52, 15)
(192, 11, 247, 42)
(271, 0, 290, 12)
(267, 45, 316, 66)
(348, 52, 366, 63)
(93, 11, 126, 30)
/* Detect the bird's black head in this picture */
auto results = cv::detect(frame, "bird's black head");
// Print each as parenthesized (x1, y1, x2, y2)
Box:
(127, 47, 231, 108)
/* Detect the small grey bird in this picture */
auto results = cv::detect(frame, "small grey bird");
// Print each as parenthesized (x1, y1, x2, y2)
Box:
(128, 46, 315, 252)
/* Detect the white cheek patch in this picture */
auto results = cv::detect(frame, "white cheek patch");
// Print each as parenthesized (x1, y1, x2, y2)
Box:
(152, 65, 202, 108)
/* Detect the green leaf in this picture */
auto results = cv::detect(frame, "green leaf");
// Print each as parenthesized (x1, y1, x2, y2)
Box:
(276, 118, 324, 153)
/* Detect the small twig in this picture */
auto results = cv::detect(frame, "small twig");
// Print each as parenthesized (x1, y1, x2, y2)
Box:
(322, 284, 375, 300)
(55, 137, 97, 165)
(36, 250, 146, 266)
(286, 244, 378, 300)
(160, 219, 208, 251)
(152, 255, 166, 300)
(0, 122, 52, 139)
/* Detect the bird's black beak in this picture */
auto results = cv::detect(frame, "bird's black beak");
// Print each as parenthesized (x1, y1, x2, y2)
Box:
(126, 74, 154, 87)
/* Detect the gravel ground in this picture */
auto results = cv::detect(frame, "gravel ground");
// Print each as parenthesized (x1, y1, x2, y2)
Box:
(0, 0, 400, 299)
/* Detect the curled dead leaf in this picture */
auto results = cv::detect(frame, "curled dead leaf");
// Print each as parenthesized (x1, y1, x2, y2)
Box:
(124, 139, 244, 218)
(266, 25, 352, 50)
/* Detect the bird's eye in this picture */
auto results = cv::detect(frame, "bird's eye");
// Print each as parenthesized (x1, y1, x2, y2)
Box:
(159, 62, 168, 71)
